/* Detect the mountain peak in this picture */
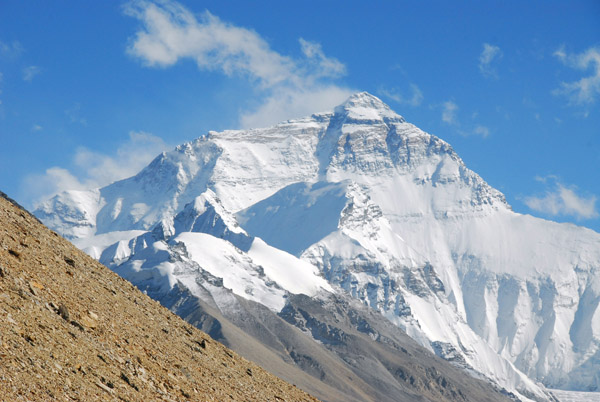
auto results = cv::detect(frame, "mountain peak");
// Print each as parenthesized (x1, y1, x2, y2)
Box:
(344, 91, 386, 106)
(33, 90, 600, 399)
(335, 92, 405, 123)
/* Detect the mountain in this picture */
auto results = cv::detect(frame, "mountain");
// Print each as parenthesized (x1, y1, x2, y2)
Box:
(0, 191, 319, 401)
(0, 196, 511, 402)
(35, 92, 600, 400)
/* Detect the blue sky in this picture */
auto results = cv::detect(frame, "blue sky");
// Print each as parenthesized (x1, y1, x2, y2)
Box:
(1, 1, 599, 232)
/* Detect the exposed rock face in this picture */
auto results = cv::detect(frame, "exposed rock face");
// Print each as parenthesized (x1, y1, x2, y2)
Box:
(0, 192, 318, 402)
(160, 282, 516, 402)
(278, 293, 515, 402)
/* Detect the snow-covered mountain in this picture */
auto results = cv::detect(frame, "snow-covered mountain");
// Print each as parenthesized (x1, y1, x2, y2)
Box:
(36, 92, 600, 400)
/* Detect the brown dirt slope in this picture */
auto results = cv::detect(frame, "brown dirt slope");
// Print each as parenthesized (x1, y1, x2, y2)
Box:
(0, 192, 319, 402)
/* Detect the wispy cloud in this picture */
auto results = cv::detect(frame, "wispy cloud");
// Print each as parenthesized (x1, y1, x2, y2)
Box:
(441, 100, 490, 138)
(240, 86, 351, 129)
(553, 45, 600, 106)
(524, 177, 598, 220)
(22, 65, 41, 82)
(23, 131, 169, 205)
(65, 103, 87, 126)
(124, 0, 353, 128)
(379, 84, 423, 107)
(472, 125, 490, 138)
(0, 40, 25, 112)
(442, 101, 459, 125)
(479, 43, 502, 78)
(0, 40, 24, 59)
(299, 38, 346, 80)
(31, 124, 43, 132)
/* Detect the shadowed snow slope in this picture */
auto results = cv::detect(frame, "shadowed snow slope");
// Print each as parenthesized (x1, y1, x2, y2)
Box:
(36, 92, 600, 400)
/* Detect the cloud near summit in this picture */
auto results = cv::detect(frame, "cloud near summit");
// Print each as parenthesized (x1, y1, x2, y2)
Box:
(553, 45, 600, 107)
(525, 177, 598, 221)
(124, 0, 353, 127)
(23, 132, 169, 207)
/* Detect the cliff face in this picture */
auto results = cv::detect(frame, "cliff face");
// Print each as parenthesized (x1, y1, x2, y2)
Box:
(0, 192, 318, 402)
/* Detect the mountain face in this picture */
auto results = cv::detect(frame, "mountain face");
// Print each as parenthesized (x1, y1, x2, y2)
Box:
(36, 92, 600, 400)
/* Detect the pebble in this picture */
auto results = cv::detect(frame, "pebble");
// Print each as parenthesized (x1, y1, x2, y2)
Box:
(58, 304, 69, 321)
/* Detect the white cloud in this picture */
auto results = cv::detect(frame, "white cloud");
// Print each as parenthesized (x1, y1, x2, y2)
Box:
(479, 43, 502, 78)
(22, 65, 41, 82)
(553, 46, 567, 61)
(26, 167, 84, 201)
(240, 85, 351, 129)
(524, 178, 598, 220)
(23, 131, 169, 205)
(441, 101, 490, 138)
(125, 0, 353, 128)
(442, 101, 458, 125)
(379, 84, 423, 107)
(125, 2, 295, 87)
(0, 40, 24, 59)
(472, 125, 490, 138)
(553, 46, 600, 106)
(298, 38, 346, 80)
(456, 125, 491, 138)
(31, 124, 43, 132)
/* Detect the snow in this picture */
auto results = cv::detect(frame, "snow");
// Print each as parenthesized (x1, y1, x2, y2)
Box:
(175, 232, 287, 311)
(110, 197, 123, 220)
(237, 181, 348, 255)
(35, 91, 600, 400)
(338, 91, 405, 122)
(550, 390, 600, 402)
(71, 230, 145, 260)
(35, 188, 105, 239)
(247, 237, 332, 295)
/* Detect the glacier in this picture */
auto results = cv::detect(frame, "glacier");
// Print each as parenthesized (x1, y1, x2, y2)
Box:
(36, 92, 600, 400)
